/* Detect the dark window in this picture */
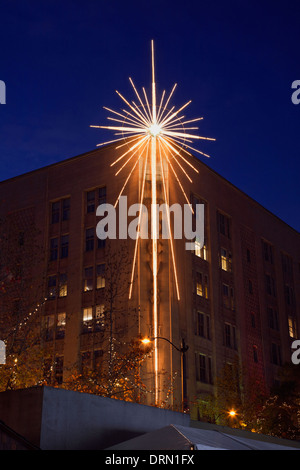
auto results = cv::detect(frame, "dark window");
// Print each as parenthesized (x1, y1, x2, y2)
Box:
(98, 186, 106, 205)
(217, 211, 231, 239)
(85, 228, 94, 251)
(47, 275, 57, 299)
(87, 190, 95, 213)
(60, 235, 69, 258)
(50, 238, 58, 261)
(253, 345, 258, 363)
(271, 343, 281, 365)
(51, 201, 60, 224)
(62, 198, 70, 221)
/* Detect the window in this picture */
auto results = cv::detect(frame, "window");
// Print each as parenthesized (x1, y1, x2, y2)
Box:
(62, 198, 70, 221)
(224, 323, 237, 349)
(51, 198, 70, 223)
(196, 272, 203, 296)
(85, 228, 94, 251)
(56, 313, 66, 339)
(288, 317, 297, 338)
(50, 238, 58, 261)
(222, 284, 235, 310)
(271, 343, 281, 365)
(44, 313, 66, 341)
(95, 304, 105, 331)
(98, 186, 106, 205)
(44, 315, 55, 341)
(268, 307, 279, 330)
(195, 239, 207, 260)
(220, 248, 232, 272)
(195, 312, 211, 339)
(47, 275, 57, 299)
(282, 253, 293, 275)
(217, 211, 231, 239)
(86, 190, 95, 213)
(83, 267, 94, 292)
(60, 235, 69, 258)
(265, 274, 276, 297)
(51, 202, 60, 224)
(195, 353, 212, 384)
(262, 241, 273, 264)
(86, 187, 106, 213)
(82, 305, 105, 333)
(96, 263, 105, 289)
(253, 345, 258, 363)
(196, 273, 209, 298)
(59, 273, 68, 297)
(284, 285, 294, 305)
(82, 307, 93, 333)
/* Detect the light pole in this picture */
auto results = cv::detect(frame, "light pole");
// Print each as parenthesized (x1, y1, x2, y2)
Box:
(141, 336, 189, 412)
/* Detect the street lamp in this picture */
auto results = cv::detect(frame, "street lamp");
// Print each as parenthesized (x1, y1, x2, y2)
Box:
(141, 336, 189, 412)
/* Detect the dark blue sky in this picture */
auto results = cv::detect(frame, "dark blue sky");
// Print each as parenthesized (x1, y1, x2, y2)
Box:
(0, 0, 299, 231)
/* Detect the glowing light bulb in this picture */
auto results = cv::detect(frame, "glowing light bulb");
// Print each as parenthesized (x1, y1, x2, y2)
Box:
(148, 123, 161, 137)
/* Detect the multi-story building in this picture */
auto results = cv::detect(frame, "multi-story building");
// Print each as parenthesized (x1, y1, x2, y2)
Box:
(0, 143, 299, 415)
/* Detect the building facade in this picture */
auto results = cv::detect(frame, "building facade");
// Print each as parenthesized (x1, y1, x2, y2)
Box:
(0, 144, 299, 414)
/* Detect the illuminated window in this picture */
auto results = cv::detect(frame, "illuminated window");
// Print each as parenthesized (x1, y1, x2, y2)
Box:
(196, 272, 203, 296)
(83, 267, 93, 292)
(82, 307, 93, 333)
(96, 263, 105, 289)
(288, 317, 297, 338)
(59, 273, 67, 297)
(220, 248, 232, 272)
(195, 239, 207, 260)
(95, 304, 105, 331)
(56, 313, 66, 339)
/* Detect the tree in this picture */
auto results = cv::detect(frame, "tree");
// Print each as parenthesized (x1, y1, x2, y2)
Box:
(256, 363, 300, 440)
(0, 210, 46, 391)
(63, 241, 149, 402)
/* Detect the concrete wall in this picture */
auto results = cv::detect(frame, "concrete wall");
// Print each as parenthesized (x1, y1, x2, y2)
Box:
(0, 386, 190, 449)
(40, 386, 190, 449)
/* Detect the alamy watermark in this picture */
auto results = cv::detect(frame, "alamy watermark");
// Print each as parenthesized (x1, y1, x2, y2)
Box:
(96, 196, 204, 251)
(0, 80, 6, 104)
(291, 80, 300, 105)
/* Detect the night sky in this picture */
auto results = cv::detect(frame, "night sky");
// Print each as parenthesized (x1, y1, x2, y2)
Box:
(0, 0, 299, 231)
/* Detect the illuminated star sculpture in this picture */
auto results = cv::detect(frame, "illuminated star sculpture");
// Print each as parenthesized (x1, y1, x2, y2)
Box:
(91, 40, 215, 404)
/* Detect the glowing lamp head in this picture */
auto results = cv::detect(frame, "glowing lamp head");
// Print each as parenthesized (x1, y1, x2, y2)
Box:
(148, 123, 161, 137)
(141, 337, 151, 345)
(229, 410, 236, 417)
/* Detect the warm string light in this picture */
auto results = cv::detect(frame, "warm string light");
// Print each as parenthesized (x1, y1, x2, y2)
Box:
(91, 40, 215, 405)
